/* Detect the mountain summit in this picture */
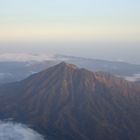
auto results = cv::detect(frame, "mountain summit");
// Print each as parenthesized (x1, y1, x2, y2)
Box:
(0, 62, 140, 140)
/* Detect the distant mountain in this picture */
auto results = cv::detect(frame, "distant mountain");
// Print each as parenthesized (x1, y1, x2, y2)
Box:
(0, 53, 140, 84)
(0, 62, 140, 140)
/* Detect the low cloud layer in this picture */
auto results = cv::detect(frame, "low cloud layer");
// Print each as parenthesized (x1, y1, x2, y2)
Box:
(0, 121, 45, 140)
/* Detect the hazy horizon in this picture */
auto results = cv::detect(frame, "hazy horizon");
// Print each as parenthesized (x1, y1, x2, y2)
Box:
(0, 41, 140, 64)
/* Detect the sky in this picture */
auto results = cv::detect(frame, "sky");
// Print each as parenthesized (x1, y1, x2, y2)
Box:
(0, 0, 140, 64)
(0, 0, 140, 42)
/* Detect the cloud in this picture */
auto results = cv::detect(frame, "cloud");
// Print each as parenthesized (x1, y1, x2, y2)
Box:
(0, 121, 45, 140)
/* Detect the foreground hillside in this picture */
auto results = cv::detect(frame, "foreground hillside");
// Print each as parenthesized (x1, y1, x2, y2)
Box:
(0, 62, 140, 140)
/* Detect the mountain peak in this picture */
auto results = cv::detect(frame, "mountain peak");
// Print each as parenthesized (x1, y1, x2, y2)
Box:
(55, 62, 78, 70)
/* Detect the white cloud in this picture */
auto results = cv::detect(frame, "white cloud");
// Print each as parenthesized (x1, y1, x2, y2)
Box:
(0, 121, 45, 140)
(0, 53, 55, 62)
(125, 74, 140, 82)
(0, 53, 71, 62)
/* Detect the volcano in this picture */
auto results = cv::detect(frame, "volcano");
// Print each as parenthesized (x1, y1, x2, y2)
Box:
(0, 62, 140, 140)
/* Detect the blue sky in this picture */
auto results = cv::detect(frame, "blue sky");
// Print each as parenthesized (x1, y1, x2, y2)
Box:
(0, 0, 139, 18)
(0, 0, 140, 42)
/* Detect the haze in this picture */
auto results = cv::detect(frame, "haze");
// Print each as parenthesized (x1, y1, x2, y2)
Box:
(0, 41, 139, 64)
